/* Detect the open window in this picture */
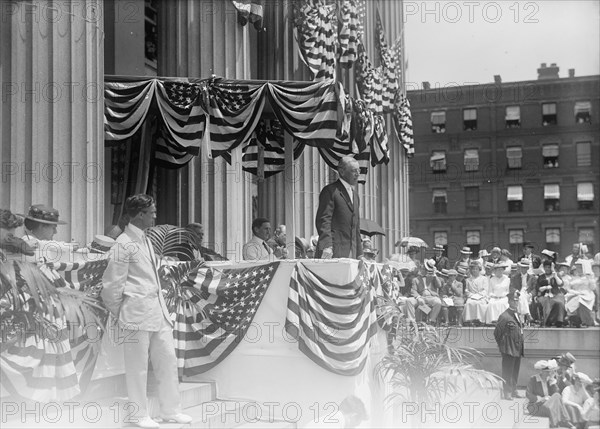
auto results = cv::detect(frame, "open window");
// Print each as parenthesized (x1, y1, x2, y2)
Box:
(431, 111, 446, 133)
(574, 101, 591, 124)
(542, 103, 557, 126)
(464, 149, 479, 172)
(505, 106, 521, 128)
(507, 185, 523, 212)
(430, 151, 447, 173)
(463, 108, 477, 131)
(542, 144, 559, 168)
(544, 184, 560, 212)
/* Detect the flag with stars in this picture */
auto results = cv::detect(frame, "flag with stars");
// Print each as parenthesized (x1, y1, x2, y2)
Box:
(161, 261, 280, 377)
(284, 261, 379, 376)
(47, 259, 110, 296)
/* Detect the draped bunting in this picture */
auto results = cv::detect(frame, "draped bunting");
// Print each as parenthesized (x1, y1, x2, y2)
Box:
(241, 119, 305, 178)
(393, 92, 415, 158)
(104, 75, 396, 171)
(338, 0, 360, 67)
(293, 0, 338, 80)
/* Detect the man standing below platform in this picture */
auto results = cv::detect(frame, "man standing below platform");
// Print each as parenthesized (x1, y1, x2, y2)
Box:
(315, 156, 362, 259)
(494, 289, 525, 401)
(102, 194, 191, 429)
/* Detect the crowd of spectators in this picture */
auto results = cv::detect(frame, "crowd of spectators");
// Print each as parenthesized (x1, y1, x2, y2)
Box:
(382, 243, 600, 328)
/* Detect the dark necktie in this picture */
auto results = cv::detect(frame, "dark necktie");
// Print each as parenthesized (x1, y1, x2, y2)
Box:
(263, 242, 271, 254)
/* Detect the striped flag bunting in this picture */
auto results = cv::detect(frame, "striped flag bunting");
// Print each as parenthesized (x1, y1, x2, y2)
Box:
(284, 261, 379, 376)
(241, 119, 305, 178)
(104, 79, 155, 140)
(338, 0, 359, 68)
(393, 92, 415, 158)
(47, 259, 110, 295)
(206, 79, 267, 159)
(158, 261, 280, 377)
(293, 0, 338, 80)
(232, 0, 264, 30)
(375, 8, 398, 112)
(0, 260, 106, 402)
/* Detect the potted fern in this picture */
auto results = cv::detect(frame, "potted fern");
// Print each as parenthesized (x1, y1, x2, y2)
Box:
(376, 295, 503, 427)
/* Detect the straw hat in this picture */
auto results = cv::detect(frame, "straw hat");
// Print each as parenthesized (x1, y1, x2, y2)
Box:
(88, 235, 116, 254)
(517, 258, 531, 268)
(19, 204, 67, 225)
(459, 246, 472, 255)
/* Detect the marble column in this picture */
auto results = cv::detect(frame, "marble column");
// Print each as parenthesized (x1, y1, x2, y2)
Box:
(1, 0, 105, 244)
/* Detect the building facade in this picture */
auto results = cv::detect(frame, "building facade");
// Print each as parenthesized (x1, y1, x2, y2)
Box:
(407, 66, 600, 261)
(1, 0, 411, 261)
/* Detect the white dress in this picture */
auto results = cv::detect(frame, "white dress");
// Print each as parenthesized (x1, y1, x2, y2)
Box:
(484, 275, 510, 323)
(515, 273, 532, 317)
(565, 275, 595, 314)
(463, 275, 489, 322)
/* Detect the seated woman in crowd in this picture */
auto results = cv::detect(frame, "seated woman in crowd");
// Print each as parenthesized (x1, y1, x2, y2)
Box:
(562, 373, 592, 429)
(1, 209, 35, 262)
(484, 263, 510, 324)
(565, 260, 597, 328)
(536, 260, 567, 327)
(583, 381, 600, 428)
(526, 359, 570, 428)
(463, 261, 489, 325)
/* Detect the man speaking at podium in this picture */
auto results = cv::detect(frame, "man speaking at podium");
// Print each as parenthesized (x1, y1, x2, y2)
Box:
(315, 156, 362, 259)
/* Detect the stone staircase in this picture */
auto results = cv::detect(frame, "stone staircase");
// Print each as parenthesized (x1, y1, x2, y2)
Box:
(0, 381, 296, 429)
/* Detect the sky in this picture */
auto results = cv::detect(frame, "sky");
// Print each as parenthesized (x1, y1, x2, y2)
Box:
(404, 0, 600, 86)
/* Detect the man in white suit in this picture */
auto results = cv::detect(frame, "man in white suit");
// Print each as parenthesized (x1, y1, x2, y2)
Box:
(101, 194, 191, 429)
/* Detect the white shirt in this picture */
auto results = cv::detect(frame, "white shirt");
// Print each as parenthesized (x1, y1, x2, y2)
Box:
(242, 235, 273, 261)
(339, 177, 355, 204)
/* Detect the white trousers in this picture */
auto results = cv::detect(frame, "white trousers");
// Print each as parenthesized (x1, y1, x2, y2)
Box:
(122, 316, 181, 418)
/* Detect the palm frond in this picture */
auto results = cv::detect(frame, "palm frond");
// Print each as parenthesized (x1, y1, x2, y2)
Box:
(146, 224, 196, 261)
(159, 260, 208, 320)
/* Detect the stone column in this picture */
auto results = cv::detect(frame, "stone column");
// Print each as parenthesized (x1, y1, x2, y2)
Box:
(1, 0, 105, 244)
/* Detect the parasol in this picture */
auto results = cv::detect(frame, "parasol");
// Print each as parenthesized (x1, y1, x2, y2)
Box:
(360, 218, 386, 237)
(396, 237, 428, 248)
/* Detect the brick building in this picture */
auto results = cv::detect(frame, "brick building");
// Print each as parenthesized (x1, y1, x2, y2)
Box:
(407, 65, 599, 262)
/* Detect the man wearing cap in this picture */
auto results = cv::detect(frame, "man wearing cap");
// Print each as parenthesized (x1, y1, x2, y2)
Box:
(525, 359, 570, 427)
(536, 260, 566, 327)
(101, 194, 191, 429)
(411, 259, 442, 325)
(432, 244, 449, 270)
(510, 258, 537, 325)
(453, 246, 472, 270)
(555, 353, 577, 393)
(520, 242, 542, 270)
(494, 289, 525, 400)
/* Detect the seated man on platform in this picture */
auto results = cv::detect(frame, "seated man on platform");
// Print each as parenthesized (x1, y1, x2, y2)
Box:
(266, 224, 289, 259)
(186, 223, 228, 261)
(243, 217, 283, 261)
(411, 259, 442, 325)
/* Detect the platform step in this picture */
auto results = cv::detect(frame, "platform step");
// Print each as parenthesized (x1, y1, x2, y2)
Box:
(1, 382, 217, 429)
(172, 400, 261, 428)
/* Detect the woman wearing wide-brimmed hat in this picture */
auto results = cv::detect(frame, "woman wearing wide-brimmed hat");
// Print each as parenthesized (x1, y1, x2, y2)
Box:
(525, 359, 571, 428)
(484, 262, 511, 324)
(464, 261, 489, 325)
(19, 204, 67, 246)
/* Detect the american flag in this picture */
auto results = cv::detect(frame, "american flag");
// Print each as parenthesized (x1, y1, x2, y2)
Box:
(232, 0, 264, 30)
(242, 119, 305, 178)
(375, 8, 398, 112)
(293, 0, 338, 80)
(48, 259, 110, 296)
(104, 78, 207, 168)
(159, 261, 280, 377)
(206, 79, 267, 159)
(393, 92, 415, 158)
(285, 261, 379, 376)
(338, 0, 359, 68)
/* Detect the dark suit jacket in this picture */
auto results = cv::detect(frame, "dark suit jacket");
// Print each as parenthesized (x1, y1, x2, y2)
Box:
(494, 308, 524, 357)
(315, 180, 362, 258)
(434, 256, 450, 270)
(526, 375, 559, 403)
(509, 272, 537, 294)
(536, 274, 563, 297)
